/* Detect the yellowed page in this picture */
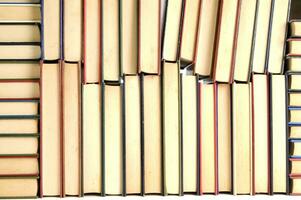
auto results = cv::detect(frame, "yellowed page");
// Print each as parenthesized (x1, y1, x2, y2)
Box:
(233, 83, 251, 194)
(288, 58, 301, 71)
(85, 0, 100, 83)
(292, 179, 301, 193)
(0, 179, 38, 197)
(253, 0, 272, 73)
(268, 0, 289, 73)
(105, 85, 122, 195)
(291, 161, 301, 174)
(0, 25, 39, 42)
(163, 62, 180, 194)
(290, 94, 301, 106)
(0, 102, 38, 115)
(0, 45, 40, 60)
(0, 82, 39, 99)
(215, 0, 239, 82)
(140, 0, 160, 73)
(0, 119, 38, 133)
(181, 0, 200, 62)
(41, 63, 61, 196)
(64, 0, 82, 61)
(83, 84, 101, 194)
(125, 76, 141, 194)
(292, 143, 301, 157)
(200, 83, 215, 193)
(0, 137, 38, 154)
(144, 75, 162, 194)
(217, 84, 231, 192)
(162, 0, 182, 61)
(122, 0, 138, 74)
(44, 0, 60, 60)
(291, 21, 301, 37)
(63, 63, 80, 195)
(182, 75, 197, 193)
(0, 62, 39, 79)
(0, 5, 40, 22)
(0, 158, 38, 175)
(289, 40, 301, 55)
(195, 0, 218, 75)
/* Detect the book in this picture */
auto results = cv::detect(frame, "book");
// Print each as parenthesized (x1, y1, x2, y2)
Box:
(82, 84, 101, 194)
(291, 21, 301, 37)
(233, 0, 257, 82)
(63, 0, 82, 61)
(102, 0, 120, 81)
(288, 39, 301, 55)
(216, 83, 232, 193)
(232, 82, 252, 195)
(0, 119, 38, 133)
(267, 0, 290, 73)
(291, 178, 301, 194)
(252, 0, 272, 73)
(41, 62, 61, 196)
(199, 81, 217, 194)
(194, 0, 219, 76)
(212, 0, 241, 83)
(290, 141, 301, 158)
(0, 24, 40, 42)
(0, 62, 40, 79)
(287, 56, 301, 71)
(0, 157, 38, 175)
(121, 0, 138, 74)
(270, 75, 287, 193)
(252, 74, 269, 194)
(0, 101, 38, 115)
(0, 81, 39, 99)
(181, 74, 197, 194)
(0, 45, 40, 60)
(62, 62, 81, 196)
(43, 0, 60, 60)
(0, 178, 38, 197)
(290, 159, 301, 174)
(180, 0, 201, 63)
(0, 0, 40, 2)
(0, 137, 38, 155)
(83, 0, 100, 83)
(162, 0, 183, 62)
(162, 61, 181, 195)
(0, 4, 40, 22)
(102, 84, 123, 195)
(124, 75, 141, 194)
(139, 0, 161, 74)
(141, 75, 162, 194)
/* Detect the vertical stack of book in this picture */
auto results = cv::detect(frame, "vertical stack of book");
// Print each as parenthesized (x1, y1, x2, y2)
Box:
(0, 0, 41, 198)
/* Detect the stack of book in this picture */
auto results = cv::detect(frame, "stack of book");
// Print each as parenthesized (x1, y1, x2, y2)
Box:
(1, 0, 301, 198)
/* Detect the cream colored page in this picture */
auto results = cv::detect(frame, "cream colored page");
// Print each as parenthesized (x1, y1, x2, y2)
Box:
(85, 0, 100, 83)
(182, 76, 197, 192)
(0, 119, 37, 133)
(288, 58, 301, 71)
(291, 161, 301, 174)
(41, 63, 61, 196)
(144, 76, 162, 194)
(0, 137, 38, 154)
(268, 0, 289, 73)
(0, 82, 39, 98)
(195, 0, 219, 75)
(234, 0, 256, 81)
(201, 84, 215, 193)
(292, 179, 301, 193)
(105, 85, 122, 195)
(0, 25, 40, 42)
(290, 94, 301, 106)
(64, 0, 82, 61)
(103, 0, 119, 81)
(0, 5, 40, 21)
(0, 158, 38, 175)
(163, 62, 180, 194)
(292, 143, 301, 156)
(162, 0, 182, 61)
(0, 0, 40, 2)
(289, 41, 301, 55)
(271, 75, 286, 193)
(291, 22, 301, 37)
(215, 0, 238, 82)
(290, 75, 301, 89)
(290, 110, 301, 122)
(63, 63, 80, 195)
(180, 0, 200, 62)
(44, 0, 60, 60)
(252, 0, 272, 73)
(122, 0, 138, 74)
(0, 62, 39, 79)
(217, 84, 231, 192)
(0, 102, 38, 115)
(0, 179, 37, 197)
(0, 46, 40, 60)
(83, 84, 101, 194)
(233, 83, 251, 194)
(125, 76, 141, 194)
(253, 75, 268, 193)
(140, 0, 159, 73)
